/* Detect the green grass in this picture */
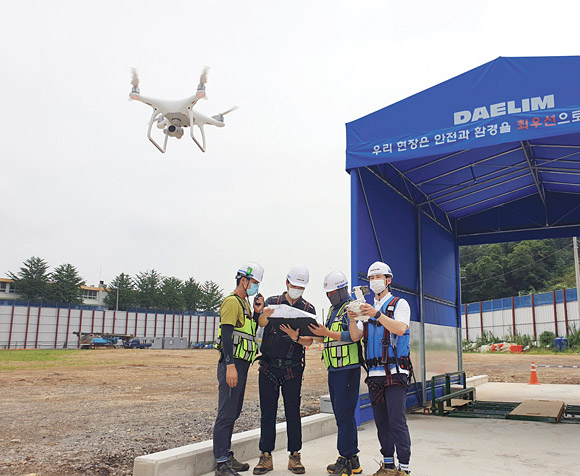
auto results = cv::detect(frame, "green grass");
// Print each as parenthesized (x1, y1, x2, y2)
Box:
(0, 349, 91, 371)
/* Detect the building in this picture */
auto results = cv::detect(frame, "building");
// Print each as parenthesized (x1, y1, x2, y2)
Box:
(0, 278, 108, 307)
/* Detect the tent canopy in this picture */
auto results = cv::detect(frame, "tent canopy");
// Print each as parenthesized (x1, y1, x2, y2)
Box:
(346, 56, 580, 245)
(346, 57, 580, 401)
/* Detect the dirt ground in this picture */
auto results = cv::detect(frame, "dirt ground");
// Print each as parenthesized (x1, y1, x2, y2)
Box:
(1, 349, 579, 476)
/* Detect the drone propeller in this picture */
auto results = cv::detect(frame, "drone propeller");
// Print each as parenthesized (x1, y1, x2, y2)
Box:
(199, 67, 208, 88)
(212, 106, 238, 122)
(130, 68, 140, 94)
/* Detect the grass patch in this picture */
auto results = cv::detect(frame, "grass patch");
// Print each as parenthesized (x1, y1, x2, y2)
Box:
(0, 349, 104, 371)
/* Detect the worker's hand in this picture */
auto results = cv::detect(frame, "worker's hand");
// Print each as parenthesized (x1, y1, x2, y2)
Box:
(253, 294, 265, 313)
(346, 310, 359, 319)
(226, 364, 238, 388)
(261, 307, 274, 319)
(279, 323, 299, 341)
(360, 303, 378, 317)
(308, 323, 328, 337)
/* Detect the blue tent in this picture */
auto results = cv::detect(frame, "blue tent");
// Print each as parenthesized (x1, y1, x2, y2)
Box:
(346, 56, 580, 404)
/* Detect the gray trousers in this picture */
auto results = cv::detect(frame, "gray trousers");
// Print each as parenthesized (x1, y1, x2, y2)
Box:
(213, 358, 251, 460)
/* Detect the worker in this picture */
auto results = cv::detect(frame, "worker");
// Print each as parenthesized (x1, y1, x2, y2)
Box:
(213, 262, 274, 476)
(308, 271, 364, 476)
(350, 261, 412, 476)
(253, 264, 315, 476)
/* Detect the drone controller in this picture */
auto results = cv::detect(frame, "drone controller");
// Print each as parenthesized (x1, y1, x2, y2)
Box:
(346, 285, 371, 322)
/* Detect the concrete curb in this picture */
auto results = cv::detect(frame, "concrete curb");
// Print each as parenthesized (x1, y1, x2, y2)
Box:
(466, 374, 489, 386)
(133, 413, 336, 476)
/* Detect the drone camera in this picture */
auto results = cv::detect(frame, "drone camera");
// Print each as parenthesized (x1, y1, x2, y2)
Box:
(164, 124, 184, 139)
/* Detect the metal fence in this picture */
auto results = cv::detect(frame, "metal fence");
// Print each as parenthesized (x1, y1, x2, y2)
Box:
(0, 304, 219, 349)
(461, 288, 580, 341)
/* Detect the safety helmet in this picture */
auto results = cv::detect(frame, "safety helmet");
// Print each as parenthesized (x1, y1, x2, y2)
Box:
(323, 270, 349, 293)
(236, 262, 264, 283)
(287, 264, 309, 287)
(367, 261, 393, 279)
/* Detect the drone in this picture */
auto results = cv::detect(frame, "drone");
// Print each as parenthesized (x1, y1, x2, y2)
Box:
(129, 68, 236, 153)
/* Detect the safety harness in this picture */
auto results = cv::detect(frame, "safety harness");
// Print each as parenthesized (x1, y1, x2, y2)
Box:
(258, 294, 311, 386)
(362, 296, 414, 404)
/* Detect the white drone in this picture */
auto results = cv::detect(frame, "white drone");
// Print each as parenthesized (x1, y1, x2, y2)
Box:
(129, 68, 236, 153)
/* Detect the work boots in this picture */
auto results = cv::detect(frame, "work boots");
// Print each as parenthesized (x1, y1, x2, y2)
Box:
(215, 460, 240, 476)
(253, 452, 273, 475)
(228, 451, 250, 472)
(371, 463, 410, 476)
(327, 455, 362, 475)
(288, 451, 305, 474)
(326, 456, 352, 475)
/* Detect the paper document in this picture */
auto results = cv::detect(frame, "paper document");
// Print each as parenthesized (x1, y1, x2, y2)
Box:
(268, 304, 317, 320)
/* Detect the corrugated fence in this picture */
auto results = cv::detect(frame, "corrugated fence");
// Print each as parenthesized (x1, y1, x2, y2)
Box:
(0, 301, 219, 349)
(461, 288, 580, 341)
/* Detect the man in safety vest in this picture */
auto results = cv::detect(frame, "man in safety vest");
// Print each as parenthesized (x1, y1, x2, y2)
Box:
(253, 264, 315, 476)
(309, 271, 364, 476)
(213, 262, 274, 476)
(350, 261, 412, 476)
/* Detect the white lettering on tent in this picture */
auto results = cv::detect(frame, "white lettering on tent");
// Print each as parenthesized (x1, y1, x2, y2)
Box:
(453, 94, 555, 125)
(454, 110, 471, 125)
(472, 107, 490, 122)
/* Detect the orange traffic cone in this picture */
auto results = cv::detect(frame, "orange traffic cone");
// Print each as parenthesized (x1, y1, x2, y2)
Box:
(529, 361, 540, 385)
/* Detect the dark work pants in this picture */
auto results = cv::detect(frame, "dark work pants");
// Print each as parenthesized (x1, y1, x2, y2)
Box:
(259, 368, 303, 453)
(328, 367, 361, 458)
(367, 377, 411, 465)
(213, 358, 250, 460)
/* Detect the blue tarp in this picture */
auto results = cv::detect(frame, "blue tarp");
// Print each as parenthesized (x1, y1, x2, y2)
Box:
(347, 56, 580, 244)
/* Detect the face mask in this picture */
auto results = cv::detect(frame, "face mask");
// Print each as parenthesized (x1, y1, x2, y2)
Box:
(287, 287, 304, 300)
(246, 282, 259, 297)
(328, 291, 342, 307)
(370, 279, 387, 295)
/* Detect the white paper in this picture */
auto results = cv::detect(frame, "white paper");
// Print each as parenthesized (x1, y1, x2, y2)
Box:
(268, 304, 317, 320)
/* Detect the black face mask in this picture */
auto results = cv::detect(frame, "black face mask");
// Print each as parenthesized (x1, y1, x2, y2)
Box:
(328, 287, 348, 307)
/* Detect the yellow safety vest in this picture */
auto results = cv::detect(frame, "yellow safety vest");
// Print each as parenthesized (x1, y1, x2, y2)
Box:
(216, 294, 259, 363)
(322, 301, 361, 369)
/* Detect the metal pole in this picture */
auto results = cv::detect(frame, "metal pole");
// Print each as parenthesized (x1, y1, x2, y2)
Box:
(115, 288, 119, 312)
(574, 237, 580, 324)
(417, 206, 427, 406)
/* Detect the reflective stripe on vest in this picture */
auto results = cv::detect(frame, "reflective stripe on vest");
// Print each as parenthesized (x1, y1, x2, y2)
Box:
(322, 301, 360, 369)
(216, 294, 259, 363)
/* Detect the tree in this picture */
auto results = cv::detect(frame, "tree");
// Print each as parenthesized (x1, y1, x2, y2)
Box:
(160, 276, 185, 311)
(48, 263, 84, 305)
(7, 256, 50, 301)
(182, 277, 203, 312)
(134, 269, 163, 309)
(199, 280, 224, 312)
(104, 273, 136, 311)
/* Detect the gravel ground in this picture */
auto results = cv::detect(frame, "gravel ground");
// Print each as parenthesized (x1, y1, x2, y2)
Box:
(1, 349, 579, 476)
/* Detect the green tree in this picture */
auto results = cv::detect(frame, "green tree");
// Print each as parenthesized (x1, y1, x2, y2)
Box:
(48, 263, 84, 305)
(199, 280, 224, 312)
(134, 269, 163, 309)
(160, 276, 185, 311)
(182, 277, 203, 312)
(104, 273, 136, 311)
(7, 256, 50, 301)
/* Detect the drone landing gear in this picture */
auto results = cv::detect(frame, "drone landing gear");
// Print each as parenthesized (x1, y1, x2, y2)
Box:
(147, 108, 169, 153)
(188, 107, 206, 153)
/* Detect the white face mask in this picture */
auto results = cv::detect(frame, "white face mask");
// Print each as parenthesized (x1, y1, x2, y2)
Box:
(370, 278, 387, 295)
(287, 287, 304, 300)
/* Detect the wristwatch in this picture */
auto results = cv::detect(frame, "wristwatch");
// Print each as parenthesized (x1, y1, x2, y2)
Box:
(374, 310, 381, 319)
(293, 337, 300, 343)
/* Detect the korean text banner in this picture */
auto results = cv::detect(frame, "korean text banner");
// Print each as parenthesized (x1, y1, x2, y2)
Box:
(346, 56, 580, 170)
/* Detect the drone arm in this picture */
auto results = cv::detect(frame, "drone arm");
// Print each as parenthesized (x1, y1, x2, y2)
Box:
(147, 108, 168, 153)
(188, 108, 206, 152)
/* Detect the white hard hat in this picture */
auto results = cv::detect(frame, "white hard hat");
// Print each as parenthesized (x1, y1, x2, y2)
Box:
(367, 261, 393, 279)
(287, 264, 309, 287)
(323, 270, 349, 293)
(237, 262, 264, 283)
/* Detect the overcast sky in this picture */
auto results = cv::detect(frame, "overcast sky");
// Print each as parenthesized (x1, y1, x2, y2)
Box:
(2, 1, 580, 315)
